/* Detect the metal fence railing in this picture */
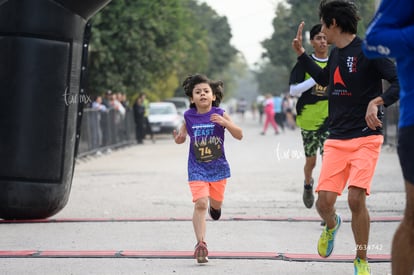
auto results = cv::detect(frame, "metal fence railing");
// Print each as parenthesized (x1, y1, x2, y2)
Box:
(77, 108, 136, 157)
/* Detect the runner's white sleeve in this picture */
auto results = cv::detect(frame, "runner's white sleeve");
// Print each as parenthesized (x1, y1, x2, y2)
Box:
(289, 78, 316, 97)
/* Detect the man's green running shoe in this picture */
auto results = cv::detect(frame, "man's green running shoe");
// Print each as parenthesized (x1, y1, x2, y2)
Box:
(354, 257, 371, 275)
(317, 214, 341, 257)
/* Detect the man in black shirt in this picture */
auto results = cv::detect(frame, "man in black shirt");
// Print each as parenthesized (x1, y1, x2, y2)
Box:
(291, 1, 399, 274)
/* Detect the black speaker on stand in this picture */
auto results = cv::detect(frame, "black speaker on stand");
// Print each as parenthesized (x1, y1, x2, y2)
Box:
(0, 0, 111, 219)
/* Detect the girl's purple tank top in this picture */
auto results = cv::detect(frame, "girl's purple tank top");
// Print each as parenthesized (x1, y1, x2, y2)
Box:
(184, 106, 230, 182)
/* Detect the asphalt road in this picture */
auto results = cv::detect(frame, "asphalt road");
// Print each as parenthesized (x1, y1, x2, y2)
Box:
(0, 112, 404, 275)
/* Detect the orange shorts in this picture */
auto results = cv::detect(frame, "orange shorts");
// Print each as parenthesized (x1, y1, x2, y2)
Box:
(316, 135, 383, 196)
(189, 179, 227, 202)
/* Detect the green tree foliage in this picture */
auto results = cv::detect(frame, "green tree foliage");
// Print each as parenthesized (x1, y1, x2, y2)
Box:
(88, 0, 184, 97)
(355, 1, 377, 36)
(172, 1, 238, 99)
(87, 0, 236, 101)
(261, 3, 299, 73)
(255, 61, 290, 95)
(189, 2, 237, 78)
(259, 0, 376, 92)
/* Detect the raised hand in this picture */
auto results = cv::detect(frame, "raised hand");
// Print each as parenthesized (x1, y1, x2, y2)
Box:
(292, 21, 306, 56)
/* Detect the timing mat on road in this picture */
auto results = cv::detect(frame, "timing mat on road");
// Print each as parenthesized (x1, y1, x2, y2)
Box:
(0, 216, 402, 224)
(0, 216, 397, 262)
(0, 250, 390, 262)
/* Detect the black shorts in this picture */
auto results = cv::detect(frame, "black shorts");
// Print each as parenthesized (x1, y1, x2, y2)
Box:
(397, 125, 414, 184)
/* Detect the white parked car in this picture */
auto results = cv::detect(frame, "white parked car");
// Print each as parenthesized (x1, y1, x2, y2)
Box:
(162, 97, 190, 115)
(148, 102, 183, 134)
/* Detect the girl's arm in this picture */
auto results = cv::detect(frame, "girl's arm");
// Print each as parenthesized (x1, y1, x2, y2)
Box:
(173, 123, 187, 144)
(210, 112, 243, 140)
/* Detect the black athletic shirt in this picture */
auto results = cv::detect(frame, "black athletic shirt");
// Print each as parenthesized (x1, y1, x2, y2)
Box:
(298, 36, 399, 139)
(289, 54, 329, 131)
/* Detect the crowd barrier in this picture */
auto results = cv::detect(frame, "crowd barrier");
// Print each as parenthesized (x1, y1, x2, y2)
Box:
(77, 108, 136, 157)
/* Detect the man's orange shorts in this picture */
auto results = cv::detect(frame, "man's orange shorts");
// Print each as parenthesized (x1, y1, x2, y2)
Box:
(316, 135, 383, 196)
(189, 179, 227, 202)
